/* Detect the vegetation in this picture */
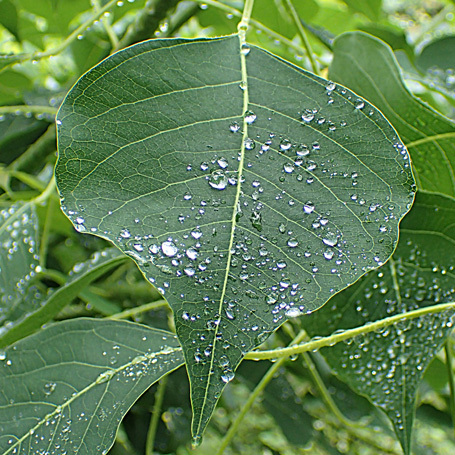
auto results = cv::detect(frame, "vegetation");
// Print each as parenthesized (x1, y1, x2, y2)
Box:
(1, 1, 455, 454)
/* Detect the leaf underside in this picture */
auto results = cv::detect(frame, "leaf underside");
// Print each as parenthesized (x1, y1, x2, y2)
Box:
(303, 192, 455, 454)
(0, 318, 184, 455)
(55, 34, 414, 438)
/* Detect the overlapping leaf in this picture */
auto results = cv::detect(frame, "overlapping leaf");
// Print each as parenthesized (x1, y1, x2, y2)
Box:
(0, 318, 184, 455)
(0, 247, 128, 347)
(55, 35, 414, 439)
(302, 192, 455, 454)
(329, 31, 455, 199)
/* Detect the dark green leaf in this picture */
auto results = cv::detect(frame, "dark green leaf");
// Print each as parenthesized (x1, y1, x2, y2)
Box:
(0, 318, 184, 455)
(0, 0, 20, 41)
(0, 247, 129, 347)
(416, 35, 455, 73)
(238, 360, 314, 447)
(329, 31, 455, 199)
(303, 191, 455, 454)
(341, 0, 382, 21)
(55, 35, 414, 439)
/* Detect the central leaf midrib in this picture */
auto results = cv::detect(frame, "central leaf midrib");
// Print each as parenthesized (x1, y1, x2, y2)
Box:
(194, 34, 249, 436)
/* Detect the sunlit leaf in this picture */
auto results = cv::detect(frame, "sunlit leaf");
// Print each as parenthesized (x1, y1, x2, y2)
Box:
(330, 31, 455, 199)
(55, 35, 414, 439)
(303, 191, 455, 454)
(0, 318, 184, 455)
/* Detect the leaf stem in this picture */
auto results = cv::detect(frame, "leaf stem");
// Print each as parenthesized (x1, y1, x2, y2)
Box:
(245, 301, 455, 360)
(215, 330, 307, 455)
(193, 0, 306, 57)
(107, 299, 169, 320)
(283, 0, 319, 74)
(0, 105, 58, 116)
(146, 375, 169, 455)
(39, 195, 57, 269)
(92, 0, 119, 49)
(2, 0, 119, 68)
(445, 340, 455, 439)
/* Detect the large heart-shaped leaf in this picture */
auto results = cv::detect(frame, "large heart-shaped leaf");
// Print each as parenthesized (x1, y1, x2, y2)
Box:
(55, 35, 414, 439)
(0, 318, 184, 455)
(329, 31, 455, 199)
(302, 191, 455, 454)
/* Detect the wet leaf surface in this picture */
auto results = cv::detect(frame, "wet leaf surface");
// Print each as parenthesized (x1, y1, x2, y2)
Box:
(0, 318, 183, 455)
(55, 34, 414, 439)
(330, 31, 455, 199)
(302, 191, 455, 454)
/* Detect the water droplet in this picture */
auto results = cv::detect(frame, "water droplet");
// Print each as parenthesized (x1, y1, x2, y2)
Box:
(230, 122, 240, 133)
(161, 241, 178, 257)
(322, 232, 338, 247)
(221, 370, 235, 383)
(355, 99, 365, 110)
(287, 238, 299, 248)
(186, 248, 198, 260)
(326, 81, 336, 91)
(301, 109, 314, 122)
(280, 139, 292, 151)
(240, 43, 250, 55)
(244, 110, 256, 124)
(208, 170, 228, 190)
(303, 202, 315, 214)
(283, 163, 294, 173)
(285, 307, 302, 318)
(244, 138, 255, 150)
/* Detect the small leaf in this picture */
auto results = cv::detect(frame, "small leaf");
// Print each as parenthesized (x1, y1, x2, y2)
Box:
(302, 191, 455, 454)
(416, 35, 455, 73)
(0, 247, 128, 347)
(55, 35, 414, 439)
(0, 318, 184, 455)
(0, 0, 20, 41)
(329, 31, 455, 199)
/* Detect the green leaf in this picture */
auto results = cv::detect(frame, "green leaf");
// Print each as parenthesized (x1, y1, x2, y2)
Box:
(0, 318, 184, 455)
(341, 0, 382, 21)
(55, 35, 414, 439)
(0, 202, 42, 330)
(0, 247, 129, 347)
(0, 0, 20, 41)
(329, 31, 455, 199)
(303, 191, 455, 454)
(238, 360, 314, 447)
(416, 35, 455, 73)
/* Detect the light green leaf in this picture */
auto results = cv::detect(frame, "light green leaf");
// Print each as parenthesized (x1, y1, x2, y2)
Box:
(0, 318, 184, 455)
(0, 0, 20, 41)
(0, 247, 128, 347)
(303, 191, 455, 454)
(55, 35, 414, 439)
(329, 31, 455, 199)
(0, 203, 42, 331)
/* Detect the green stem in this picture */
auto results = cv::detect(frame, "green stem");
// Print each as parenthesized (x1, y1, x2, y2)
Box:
(33, 176, 56, 205)
(92, 0, 119, 49)
(146, 375, 169, 455)
(107, 299, 169, 320)
(0, 105, 58, 116)
(3, 0, 118, 68)
(39, 195, 57, 269)
(283, 0, 318, 74)
(193, 0, 306, 57)
(215, 330, 307, 455)
(8, 171, 47, 192)
(245, 301, 455, 360)
(445, 340, 455, 439)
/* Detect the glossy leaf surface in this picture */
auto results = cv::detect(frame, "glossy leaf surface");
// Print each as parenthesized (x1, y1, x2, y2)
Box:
(0, 318, 184, 455)
(55, 35, 414, 438)
(330, 31, 455, 199)
(303, 192, 455, 454)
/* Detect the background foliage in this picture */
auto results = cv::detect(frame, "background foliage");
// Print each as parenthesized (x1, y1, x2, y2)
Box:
(1, 0, 455, 454)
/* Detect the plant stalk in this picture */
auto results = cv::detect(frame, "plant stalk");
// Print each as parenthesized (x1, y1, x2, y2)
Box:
(283, 0, 319, 74)
(245, 301, 455, 360)
(146, 375, 169, 455)
(445, 340, 455, 438)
